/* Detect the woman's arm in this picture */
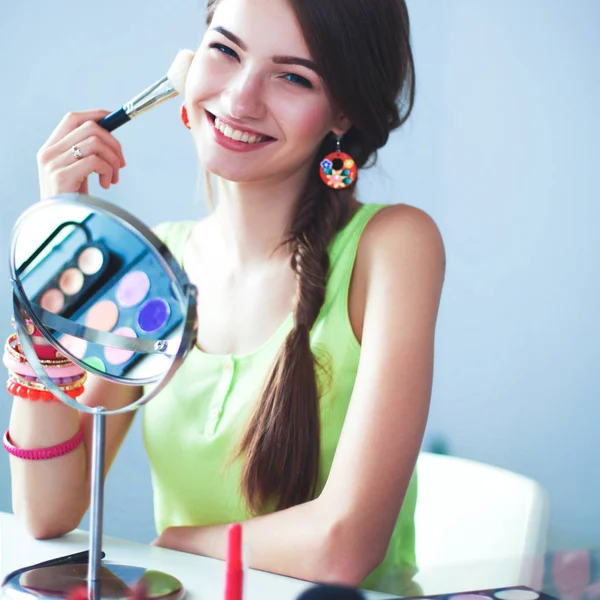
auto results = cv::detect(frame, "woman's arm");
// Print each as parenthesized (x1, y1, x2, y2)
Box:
(154, 204, 445, 586)
(8, 108, 134, 539)
(9, 375, 141, 539)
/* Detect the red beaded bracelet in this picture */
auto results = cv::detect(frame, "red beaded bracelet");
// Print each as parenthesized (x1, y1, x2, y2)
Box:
(5, 379, 85, 401)
(2, 428, 84, 461)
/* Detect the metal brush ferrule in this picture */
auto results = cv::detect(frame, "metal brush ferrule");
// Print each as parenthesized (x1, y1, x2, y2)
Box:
(123, 75, 178, 119)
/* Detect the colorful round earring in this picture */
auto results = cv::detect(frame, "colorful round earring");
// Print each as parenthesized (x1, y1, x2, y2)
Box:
(319, 135, 357, 189)
(180, 104, 191, 130)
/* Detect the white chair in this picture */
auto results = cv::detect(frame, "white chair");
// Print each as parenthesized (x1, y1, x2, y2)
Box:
(413, 452, 550, 593)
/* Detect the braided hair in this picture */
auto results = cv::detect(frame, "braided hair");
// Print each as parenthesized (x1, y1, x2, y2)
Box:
(206, 0, 416, 512)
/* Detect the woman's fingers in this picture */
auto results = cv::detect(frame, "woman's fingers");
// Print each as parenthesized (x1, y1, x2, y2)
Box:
(45, 155, 115, 196)
(50, 136, 122, 185)
(37, 111, 127, 198)
(44, 110, 113, 147)
(40, 120, 126, 169)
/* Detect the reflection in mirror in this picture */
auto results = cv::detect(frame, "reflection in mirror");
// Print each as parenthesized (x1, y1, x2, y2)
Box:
(11, 197, 192, 389)
(4, 562, 184, 600)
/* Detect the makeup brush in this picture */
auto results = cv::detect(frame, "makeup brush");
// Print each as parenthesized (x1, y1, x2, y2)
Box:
(98, 49, 194, 132)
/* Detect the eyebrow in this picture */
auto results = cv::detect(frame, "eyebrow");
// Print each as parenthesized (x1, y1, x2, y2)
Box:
(211, 26, 320, 74)
(212, 26, 247, 51)
(272, 55, 319, 74)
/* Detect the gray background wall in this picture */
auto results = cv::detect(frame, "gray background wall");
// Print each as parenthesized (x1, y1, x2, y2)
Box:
(0, 1, 598, 550)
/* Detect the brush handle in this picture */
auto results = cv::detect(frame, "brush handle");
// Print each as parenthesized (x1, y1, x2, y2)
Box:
(98, 108, 131, 132)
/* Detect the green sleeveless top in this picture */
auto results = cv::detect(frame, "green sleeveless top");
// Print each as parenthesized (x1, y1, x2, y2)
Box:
(143, 204, 418, 594)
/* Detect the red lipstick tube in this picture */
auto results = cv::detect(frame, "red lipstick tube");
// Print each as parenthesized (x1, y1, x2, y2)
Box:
(225, 523, 243, 600)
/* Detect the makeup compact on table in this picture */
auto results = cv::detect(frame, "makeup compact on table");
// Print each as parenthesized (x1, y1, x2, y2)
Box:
(403, 589, 559, 600)
(3, 194, 198, 600)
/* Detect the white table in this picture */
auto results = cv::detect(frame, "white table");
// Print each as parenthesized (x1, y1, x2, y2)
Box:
(0, 512, 395, 599)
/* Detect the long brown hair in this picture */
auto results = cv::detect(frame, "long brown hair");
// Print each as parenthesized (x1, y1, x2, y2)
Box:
(205, 0, 416, 514)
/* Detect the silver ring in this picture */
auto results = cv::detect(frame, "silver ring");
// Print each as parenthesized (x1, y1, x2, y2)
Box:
(71, 145, 84, 160)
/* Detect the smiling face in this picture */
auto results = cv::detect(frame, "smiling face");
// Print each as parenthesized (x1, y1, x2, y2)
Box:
(184, 0, 348, 185)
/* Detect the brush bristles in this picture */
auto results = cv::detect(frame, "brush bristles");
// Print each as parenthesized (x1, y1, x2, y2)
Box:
(167, 49, 195, 96)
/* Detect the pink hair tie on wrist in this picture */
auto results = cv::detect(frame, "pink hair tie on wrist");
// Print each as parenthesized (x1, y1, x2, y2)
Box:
(3, 428, 84, 461)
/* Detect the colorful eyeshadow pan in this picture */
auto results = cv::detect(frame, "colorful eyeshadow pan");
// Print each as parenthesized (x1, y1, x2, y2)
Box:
(137, 298, 171, 333)
(85, 300, 119, 332)
(104, 327, 137, 365)
(40, 288, 65, 313)
(494, 591, 540, 600)
(78, 246, 105, 275)
(59, 268, 84, 295)
(116, 271, 151, 308)
(84, 356, 106, 373)
(60, 334, 88, 360)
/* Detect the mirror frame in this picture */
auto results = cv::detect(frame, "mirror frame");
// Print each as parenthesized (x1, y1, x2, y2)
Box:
(8, 193, 198, 414)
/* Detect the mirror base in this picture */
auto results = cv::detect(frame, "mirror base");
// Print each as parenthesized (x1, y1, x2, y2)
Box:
(1, 562, 185, 600)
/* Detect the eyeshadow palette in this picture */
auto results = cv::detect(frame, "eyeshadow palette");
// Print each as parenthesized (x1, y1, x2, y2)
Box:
(58, 248, 184, 378)
(19, 212, 185, 381)
(20, 213, 146, 300)
(405, 587, 558, 600)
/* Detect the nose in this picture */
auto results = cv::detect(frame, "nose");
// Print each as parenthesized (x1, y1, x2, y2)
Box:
(222, 69, 266, 121)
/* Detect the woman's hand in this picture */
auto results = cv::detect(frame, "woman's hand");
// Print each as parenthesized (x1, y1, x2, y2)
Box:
(36, 109, 126, 198)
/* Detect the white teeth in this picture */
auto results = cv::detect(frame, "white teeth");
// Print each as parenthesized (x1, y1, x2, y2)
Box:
(213, 117, 266, 144)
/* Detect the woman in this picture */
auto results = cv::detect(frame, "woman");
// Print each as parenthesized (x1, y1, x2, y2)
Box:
(8, 0, 445, 593)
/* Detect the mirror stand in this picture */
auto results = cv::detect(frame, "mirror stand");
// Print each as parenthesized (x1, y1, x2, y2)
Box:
(88, 408, 107, 591)
(2, 318, 185, 600)
(1, 194, 199, 600)
(3, 327, 185, 600)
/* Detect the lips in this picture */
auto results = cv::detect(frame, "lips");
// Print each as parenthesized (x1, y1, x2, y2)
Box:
(205, 111, 275, 144)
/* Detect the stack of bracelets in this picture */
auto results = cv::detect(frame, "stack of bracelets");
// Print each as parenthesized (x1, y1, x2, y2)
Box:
(2, 318, 86, 460)
(3, 319, 87, 401)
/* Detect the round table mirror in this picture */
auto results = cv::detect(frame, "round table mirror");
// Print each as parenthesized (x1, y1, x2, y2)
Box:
(3, 194, 198, 600)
